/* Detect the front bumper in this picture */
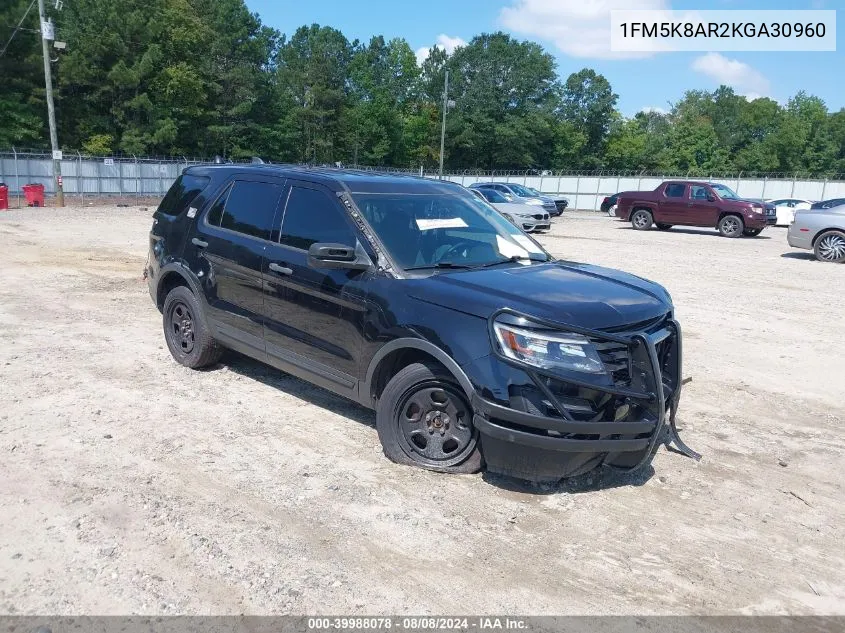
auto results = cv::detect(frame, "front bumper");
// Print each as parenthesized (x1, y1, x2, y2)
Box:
(469, 312, 690, 482)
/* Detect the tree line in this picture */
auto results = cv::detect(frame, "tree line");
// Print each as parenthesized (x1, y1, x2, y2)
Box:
(2, 0, 844, 175)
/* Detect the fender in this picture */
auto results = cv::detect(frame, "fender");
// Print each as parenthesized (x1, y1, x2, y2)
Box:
(362, 337, 477, 404)
(155, 260, 205, 309)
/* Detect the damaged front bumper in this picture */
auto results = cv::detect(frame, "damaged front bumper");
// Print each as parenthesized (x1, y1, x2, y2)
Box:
(468, 310, 699, 482)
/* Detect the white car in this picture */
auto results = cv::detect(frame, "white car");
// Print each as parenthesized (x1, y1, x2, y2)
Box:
(470, 188, 551, 232)
(767, 198, 813, 226)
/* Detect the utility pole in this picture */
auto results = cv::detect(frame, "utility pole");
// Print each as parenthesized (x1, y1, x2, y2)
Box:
(38, 0, 63, 206)
(438, 70, 449, 180)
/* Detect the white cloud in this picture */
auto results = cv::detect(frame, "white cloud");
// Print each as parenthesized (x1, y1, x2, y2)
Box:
(499, 0, 671, 59)
(415, 34, 467, 66)
(690, 53, 770, 98)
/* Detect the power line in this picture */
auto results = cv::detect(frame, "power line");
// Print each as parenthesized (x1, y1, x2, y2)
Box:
(0, 0, 38, 59)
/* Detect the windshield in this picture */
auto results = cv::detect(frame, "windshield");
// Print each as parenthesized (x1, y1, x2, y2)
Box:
(351, 192, 551, 271)
(506, 184, 537, 198)
(711, 184, 739, 200)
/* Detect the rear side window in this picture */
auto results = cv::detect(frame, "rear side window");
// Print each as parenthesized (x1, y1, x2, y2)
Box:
(205, 180, 283, 240)
(157, 174, 209, 216)
(665, 184, 686, 198)
(278, 186, 356, 250)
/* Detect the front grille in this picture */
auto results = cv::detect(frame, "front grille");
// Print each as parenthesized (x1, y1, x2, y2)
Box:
(533, 214, 544, 220)
(593, 315, 673, 388)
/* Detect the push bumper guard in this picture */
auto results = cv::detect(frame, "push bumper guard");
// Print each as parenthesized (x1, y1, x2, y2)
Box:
(472, 309, 700, 481)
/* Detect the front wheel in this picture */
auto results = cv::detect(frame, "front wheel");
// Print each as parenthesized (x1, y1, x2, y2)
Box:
(718, 214, 744, 238)
(376, 362, 482, 474)
(631, 209, 653, 230)
(607, 205, 617, 218)
(814, 230, 845, 263)
(743, 228, 762, 237)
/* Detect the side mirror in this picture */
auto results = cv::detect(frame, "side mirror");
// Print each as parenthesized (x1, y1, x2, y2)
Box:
(307, 241, 372, 271)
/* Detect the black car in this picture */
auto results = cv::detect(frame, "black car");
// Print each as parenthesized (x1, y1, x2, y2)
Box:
(811, 198, 845, 210)
(146, 165, 694, 483)
(600, 194, 619, 215)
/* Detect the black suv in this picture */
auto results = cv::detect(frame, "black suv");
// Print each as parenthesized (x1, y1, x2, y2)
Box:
(147, 165, 694, 483)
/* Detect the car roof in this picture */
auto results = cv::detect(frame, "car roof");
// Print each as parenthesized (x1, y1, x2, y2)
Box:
(184, 164, 466, 195)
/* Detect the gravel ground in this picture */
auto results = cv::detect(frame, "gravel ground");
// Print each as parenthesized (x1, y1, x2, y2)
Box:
(0, 206, 843, 615)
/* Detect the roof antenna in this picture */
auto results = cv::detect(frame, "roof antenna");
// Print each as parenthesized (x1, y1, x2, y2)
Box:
(251, 157, 265, 165)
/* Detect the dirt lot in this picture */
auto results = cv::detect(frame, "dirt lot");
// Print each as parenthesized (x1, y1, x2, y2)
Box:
(1, 206, 843, 615)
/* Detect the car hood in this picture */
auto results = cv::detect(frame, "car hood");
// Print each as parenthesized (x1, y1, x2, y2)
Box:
(735, 197, 775, 211)
(407, 261, 672, 330)
(491, 202, 544, 217)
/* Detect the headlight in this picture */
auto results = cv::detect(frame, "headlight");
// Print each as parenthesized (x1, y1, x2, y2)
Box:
(493, 321, 605, 374)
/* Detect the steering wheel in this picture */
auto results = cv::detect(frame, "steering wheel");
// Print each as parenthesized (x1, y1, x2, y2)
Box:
(436, 240, 477, 264)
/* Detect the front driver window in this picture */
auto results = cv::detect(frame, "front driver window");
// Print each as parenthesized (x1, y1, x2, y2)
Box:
(278, 186, 357, 250)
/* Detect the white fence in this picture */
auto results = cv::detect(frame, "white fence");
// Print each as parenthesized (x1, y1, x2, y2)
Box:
(427, 172, 845, 211)
(3, 150, 845, 210)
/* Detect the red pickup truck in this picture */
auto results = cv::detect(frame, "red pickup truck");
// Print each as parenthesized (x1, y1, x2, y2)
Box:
(615, 181, 777, 238)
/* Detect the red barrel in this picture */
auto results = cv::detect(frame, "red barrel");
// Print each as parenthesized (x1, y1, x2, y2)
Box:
(23, 183, 45, 207)
(0, 184, 8, 210)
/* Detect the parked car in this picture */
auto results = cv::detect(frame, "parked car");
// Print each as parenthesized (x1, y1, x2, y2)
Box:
(787, 206, 845, 263)
(810, 198, 845, 210)
(601, 194, 619, 217)
(766, 198, 813, 226)
(526, 186, 568, 214)
(146, 165, 692, 483)
(470, 188, 550, 232)
(470, 182, 559, 217)
(615, 181, 776, 237)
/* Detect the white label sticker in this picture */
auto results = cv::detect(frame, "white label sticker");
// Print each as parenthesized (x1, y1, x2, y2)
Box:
(513, 235, 542, 253)
(187, 207, 197, 218)
(495, 235, 529, 259)
(415, 218, 468, 231)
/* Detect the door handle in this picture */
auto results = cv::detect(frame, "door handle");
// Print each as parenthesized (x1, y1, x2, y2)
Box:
(191, 238, 208, 248)
(269, 263, 293, 276)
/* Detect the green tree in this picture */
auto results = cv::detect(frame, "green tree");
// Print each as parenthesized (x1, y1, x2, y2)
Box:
(560, 69, 618, 169)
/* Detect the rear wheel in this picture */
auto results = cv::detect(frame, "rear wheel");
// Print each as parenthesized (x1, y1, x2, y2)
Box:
(814, 230, 845, 263)
(162, 286, 223, 369)
(631, 209, 653, 230)
(607, 205, 617, 217)
(743, 228, 762, 237)
(376, 362, 482, 474)
(656, 223, 673, 231)
(718, 214, 744, 238)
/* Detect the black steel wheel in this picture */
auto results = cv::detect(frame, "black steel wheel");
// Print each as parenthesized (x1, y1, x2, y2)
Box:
(718, 214, 744, 238)
(376, 362, 482, 473)
(814, 230, 845, 263)
(162, 285, 223, 369)
(631, 209, 653, 230)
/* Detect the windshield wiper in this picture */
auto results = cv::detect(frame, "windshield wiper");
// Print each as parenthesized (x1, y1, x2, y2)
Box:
(404, 261, 475, 271)
(475, 255, 549, 269)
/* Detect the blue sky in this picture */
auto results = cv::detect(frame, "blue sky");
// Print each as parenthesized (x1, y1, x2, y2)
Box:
(244, 0, 843, 116)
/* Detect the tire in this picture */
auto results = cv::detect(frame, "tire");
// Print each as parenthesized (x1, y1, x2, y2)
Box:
(162, 285, 223, 369)
(656, 223, 673, 231)
(743, 228, 762, 237)
(376, 361, 482, 474)
(607, 205, 617, 218)
(718, 214, 744, 238)
(814, 230, 845, 263)
(631, 209, 653, 230)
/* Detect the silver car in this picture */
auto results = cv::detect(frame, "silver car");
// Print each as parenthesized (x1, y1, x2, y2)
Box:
(787, 204, 845, 263)
(470, 182, 559, 216)
(470, 188, 551, 232)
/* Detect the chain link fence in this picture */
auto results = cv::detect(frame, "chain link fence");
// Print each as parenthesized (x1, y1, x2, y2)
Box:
(3, 149, 845, 210)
